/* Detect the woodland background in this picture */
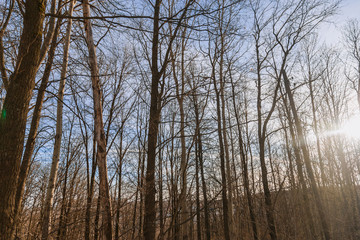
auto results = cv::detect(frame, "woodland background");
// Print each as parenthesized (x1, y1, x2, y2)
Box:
(1, 0, 360, 240)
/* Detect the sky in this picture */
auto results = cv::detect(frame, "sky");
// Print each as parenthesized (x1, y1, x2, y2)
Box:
(319, 0, 360, 45)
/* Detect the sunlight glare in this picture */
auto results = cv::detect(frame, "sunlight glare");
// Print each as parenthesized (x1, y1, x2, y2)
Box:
(337, 115, 360, 139)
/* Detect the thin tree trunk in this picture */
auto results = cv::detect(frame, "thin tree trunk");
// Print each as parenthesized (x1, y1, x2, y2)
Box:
(85, 135, 97, 240)
(94, 194, 101, 240)
(131, 145, 141, 240)
(115, 128, 124, 240)
(254, 35, 280, 240)
(26, 194, 37, 240)
(158, 130, 164, 240)
(143, 1, 193, 238)
(171, 36, 190, 239)
(193, 93, 211, 240)
(281, 89, 316, 239)
(56, 131, 72, 240)
(38, 0, 56, 67)
(169, 113, 179, 240)
(139, 138, 146, 239)
(308, 76, 327, 186)
(229, 76, 258, 240)
(219, 62, 234, 239)
(195, 137, 201, 240)
(132, 118, 145, 240)
(82, 1, 113, 239)
(282, 123, 296, 189)
(41, 3, 73, 238)
(282, 70, 331, 240)
(213, 73, 230, 240)
(0, 0, 14, 91)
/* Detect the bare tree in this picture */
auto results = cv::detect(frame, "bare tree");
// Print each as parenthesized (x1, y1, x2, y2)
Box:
(82, 1, 113, 239)
(0, 1, 46, 238)
(41, 1, 75, 238)
(142, 1, 195, 239)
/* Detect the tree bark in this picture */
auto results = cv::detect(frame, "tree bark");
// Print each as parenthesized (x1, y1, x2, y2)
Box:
(171, 35, 190, 239)
(38, 0, 56, 67)
(82, 1, 113, 239)
(256, 62, 278, 240)
(115, 128, 124, 240)
(213, 73, 231, 240)
(0, 1, 45, 238)
(41, 1, 74, 237)
(143, 1, 193, 238)
(195, 108, 211, 240)
(84, 136, 97, 240)
(14, 14, 62, 233)
(143, 0, 161, 237)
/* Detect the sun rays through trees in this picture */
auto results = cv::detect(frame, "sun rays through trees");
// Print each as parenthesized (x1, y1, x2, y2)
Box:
(3, 0, 360, 240)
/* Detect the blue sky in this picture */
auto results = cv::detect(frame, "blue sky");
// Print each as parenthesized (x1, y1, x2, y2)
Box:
(319, 0, 360, 45)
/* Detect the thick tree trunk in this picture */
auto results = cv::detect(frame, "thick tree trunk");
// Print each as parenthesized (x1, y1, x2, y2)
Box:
(0, 1, 45, 238)
(143, 1, 161, 239)
(14, 15, 62, 232)
(82, 1, 113, 239)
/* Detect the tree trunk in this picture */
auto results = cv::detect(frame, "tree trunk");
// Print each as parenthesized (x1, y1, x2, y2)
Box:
(193, 87, 211, 240)
(158, 130, 164, 240)
(57, 151, 69, 240)
(171, 36, 190, 239)
(94, 195, 101, 240)
(143, 1, 193, 238)
(281, 89, 316, 239)
(213, 74, 230, 240)
(14, 13, 62, 232)
(229, 77, 258, 240)
(143, 1, 162, 239)
(282, 70, 331, 240)
(82, 1, 113, 239)
(308, 76, 327, 186)
(38, 0, 56, 67)
(195, 137, 202, 240)
(85, 136, 97, 240)
(41, 2, 73, 237)
(0, 1, 45, 238)
(115, 128, 124, 240)
(255, 43, 279, 240)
